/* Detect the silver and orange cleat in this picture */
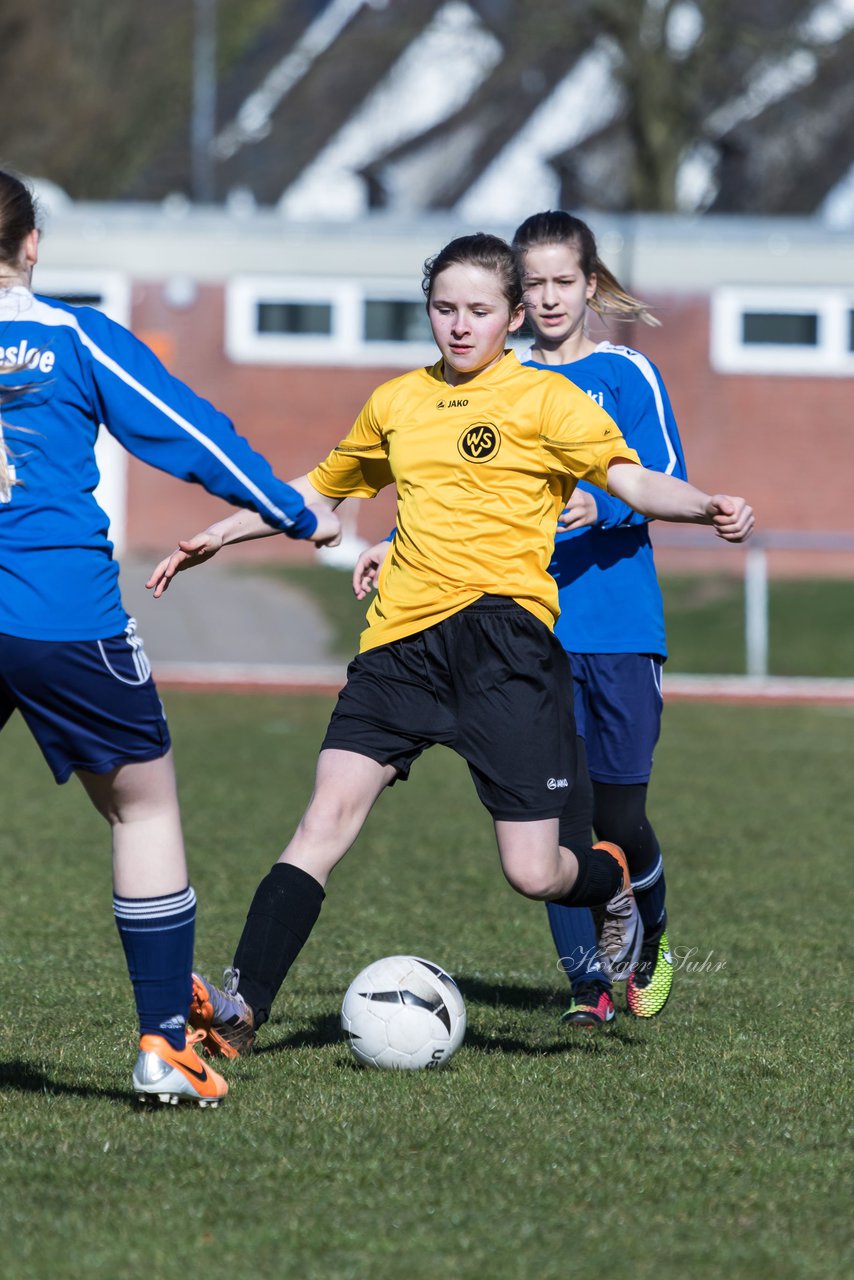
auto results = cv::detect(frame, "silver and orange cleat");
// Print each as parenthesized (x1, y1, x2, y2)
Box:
(133, 1029, 228, 1106)
(591, 841, 644, 982)
(189, 970, 256, 1059)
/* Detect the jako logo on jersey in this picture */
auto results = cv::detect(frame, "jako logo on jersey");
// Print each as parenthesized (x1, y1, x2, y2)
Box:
(0, 339, 55, 374)
(458, 422, 500, 462)
(546, 777, 569, 790)
(586, 390, 604, 407)
(437, 397, 469, 408)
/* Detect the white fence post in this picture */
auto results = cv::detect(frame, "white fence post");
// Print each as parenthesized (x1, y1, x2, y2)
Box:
(745, 544, 769, 677)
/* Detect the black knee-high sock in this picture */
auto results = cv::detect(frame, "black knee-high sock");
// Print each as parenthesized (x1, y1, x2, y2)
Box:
(550, 845, 622, 908)
(232, 864, 325, 1026)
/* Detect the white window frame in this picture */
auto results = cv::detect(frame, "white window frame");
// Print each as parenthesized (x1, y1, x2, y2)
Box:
(711, 286, 854, 376)
(34, 269, 131, 552)
(225, 275, 436, 367)
(34, 269, 131, 327)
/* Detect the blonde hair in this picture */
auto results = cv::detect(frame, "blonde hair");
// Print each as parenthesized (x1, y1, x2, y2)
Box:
(0, 432, 18, 501)
(512, 210, 660, 328)
(0, 380, 35, 502)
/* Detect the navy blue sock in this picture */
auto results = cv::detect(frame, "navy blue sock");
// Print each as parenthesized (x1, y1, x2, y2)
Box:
(113, 885, 195, 1050)
(632, 852, 666, 932)
(546, 903, 608, 986)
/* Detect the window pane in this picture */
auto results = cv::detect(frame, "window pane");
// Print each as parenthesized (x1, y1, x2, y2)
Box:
(741, 312, 818, 346)
(49, 293, 104, 307)
(364, 300, 431, 342)
(257, 301, 332, 336)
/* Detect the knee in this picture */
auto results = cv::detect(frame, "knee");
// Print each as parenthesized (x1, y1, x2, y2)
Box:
(297, 802, 347, 845)
(297, 788, 365, 845)
(501, 860, 562, 901)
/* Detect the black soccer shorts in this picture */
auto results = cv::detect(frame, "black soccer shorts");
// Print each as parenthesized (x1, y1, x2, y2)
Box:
(321, 595, 579, 822)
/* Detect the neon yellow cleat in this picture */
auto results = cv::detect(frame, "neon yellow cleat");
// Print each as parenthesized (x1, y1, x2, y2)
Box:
(627, 914, 673, 1018)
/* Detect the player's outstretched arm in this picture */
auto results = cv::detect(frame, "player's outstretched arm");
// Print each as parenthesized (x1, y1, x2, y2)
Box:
(352, 539, 391, 600)
(146, 529, 226, 597)
(606, 460, 754, 543)
(147, 477, 342, 598)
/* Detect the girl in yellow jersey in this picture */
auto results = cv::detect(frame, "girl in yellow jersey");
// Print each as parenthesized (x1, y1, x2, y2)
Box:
(148, 234, 752, 1055)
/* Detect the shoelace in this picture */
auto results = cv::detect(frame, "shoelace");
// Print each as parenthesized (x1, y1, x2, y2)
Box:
(213, 969, 252, 1024)
(573, 983, 608, 1006)
(600, 914, 626, 953)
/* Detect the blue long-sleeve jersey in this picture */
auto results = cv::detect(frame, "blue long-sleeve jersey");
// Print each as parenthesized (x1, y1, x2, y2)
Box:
(522, 341, 687, 657)
(0, 286, 315, 640)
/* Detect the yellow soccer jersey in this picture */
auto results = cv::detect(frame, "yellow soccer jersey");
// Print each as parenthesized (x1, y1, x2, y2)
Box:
(308, 350, 640, 651)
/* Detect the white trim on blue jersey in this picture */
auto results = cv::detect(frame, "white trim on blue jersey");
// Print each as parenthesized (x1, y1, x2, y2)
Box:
(520, 341, 688, 655)
(595, 343, 679, 476)
(1, 289, 302, 531)
(0, 285, 314, 640)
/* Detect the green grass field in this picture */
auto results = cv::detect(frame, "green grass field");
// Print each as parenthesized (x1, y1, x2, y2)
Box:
(662, 575, 854, 676)
(1, 692, 852, 1280)
(265, 563, 854, 676)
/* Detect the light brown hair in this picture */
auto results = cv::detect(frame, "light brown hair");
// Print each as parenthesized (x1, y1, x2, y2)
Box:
(513, 210, 660, 327)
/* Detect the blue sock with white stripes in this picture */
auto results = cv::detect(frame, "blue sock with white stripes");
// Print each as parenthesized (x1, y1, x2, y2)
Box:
(113, 885, 196, 1050)
(546, 902, 607, 987)
(632, 852, 666, 933)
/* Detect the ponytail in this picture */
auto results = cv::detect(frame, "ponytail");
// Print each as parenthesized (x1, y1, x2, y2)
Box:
(0, 431, 18, 502)
(0, 380, 36, 502)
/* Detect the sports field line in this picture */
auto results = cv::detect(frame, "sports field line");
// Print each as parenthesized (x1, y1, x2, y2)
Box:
(665, 674, 854, 704)
(153, 660, 348, 694)
(151, 661, 854, 705)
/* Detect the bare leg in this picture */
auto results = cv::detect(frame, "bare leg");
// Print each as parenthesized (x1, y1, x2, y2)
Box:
(77, 750, 188, 897)
(214, 749, 399, 1030)
(494, 817, 580, 899)
(278, 748, 398, 886)
(79, 750, 198, 1057)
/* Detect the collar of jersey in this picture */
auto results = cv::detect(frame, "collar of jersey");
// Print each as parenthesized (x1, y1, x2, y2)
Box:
(0, 284, 35, 318)
(428, 348, 522, 390)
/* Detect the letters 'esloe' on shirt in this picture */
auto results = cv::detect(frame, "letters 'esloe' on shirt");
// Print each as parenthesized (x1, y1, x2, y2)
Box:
(0, 286, 314, 641)
(308, 350, 641, 652)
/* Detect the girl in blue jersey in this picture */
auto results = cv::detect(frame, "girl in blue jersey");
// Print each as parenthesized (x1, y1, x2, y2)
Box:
(0, 169, 339, 1103)
(512, 209, 689, 1026)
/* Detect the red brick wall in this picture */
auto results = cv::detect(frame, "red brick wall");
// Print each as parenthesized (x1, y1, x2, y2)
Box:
(125, 282, 397, 560)
(626, 295, 850, 525)
(125, 284, 854, 574)
(613, 296, 854, 575)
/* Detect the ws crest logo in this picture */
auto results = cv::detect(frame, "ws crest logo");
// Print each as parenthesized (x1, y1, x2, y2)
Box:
(457, 422, 500, 463)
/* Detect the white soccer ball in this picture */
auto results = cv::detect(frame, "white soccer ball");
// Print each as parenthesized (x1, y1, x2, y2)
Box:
(341, 955, 466, 1070)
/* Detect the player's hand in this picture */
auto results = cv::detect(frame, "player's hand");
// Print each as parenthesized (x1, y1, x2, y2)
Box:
(558, 488, 598, 530)
(353, 540, 391, 600)
(706, 495, 755, 543)
(146, 530, 223, 598)
(307, 505, 342, 548)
